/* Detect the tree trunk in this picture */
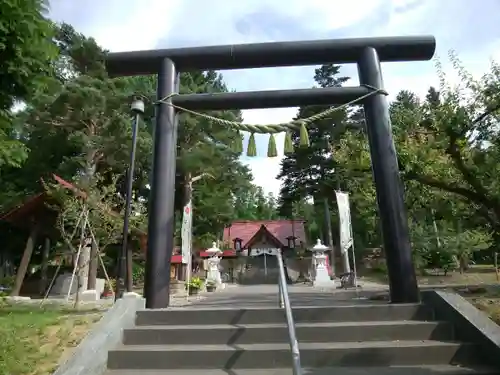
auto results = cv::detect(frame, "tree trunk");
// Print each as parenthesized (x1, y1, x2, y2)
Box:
(323, 198, 335, 277)
(39, 237, 50, 295)
(77, 240, 89, 293)
(11, 224, 39, 296)
(87, 239, 98, 290)
(126, 238, 133, 291)
(459, 253, 469, 274)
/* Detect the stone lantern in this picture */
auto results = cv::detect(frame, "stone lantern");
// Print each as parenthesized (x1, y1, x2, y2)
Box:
(206, 242, 224, 289)
(311, 239, 333, 287)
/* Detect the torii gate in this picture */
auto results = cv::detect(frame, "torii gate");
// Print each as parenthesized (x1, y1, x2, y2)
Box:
(105, 35, 436, 308)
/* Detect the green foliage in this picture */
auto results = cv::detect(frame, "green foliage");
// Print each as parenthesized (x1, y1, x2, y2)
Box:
(279, 54, 500, 271)
(132, 262, 145, 285)
(53, 23, 107, 80)
(187, 277, 203, 289)
(233, 186, 279, 222)
(0, 0, 57, 168)
(104, 278, 116, 292)
(278, 64, 370, 247)
(45, 173, 147, 253)
(0, 275, 15, 289)
(0, 21, 281, 266)
(279, 64, 350, 208)
(427, 250, 456, 275)
(0, 0, 56, 105)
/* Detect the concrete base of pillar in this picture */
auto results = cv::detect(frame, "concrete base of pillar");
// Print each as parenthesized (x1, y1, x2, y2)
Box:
(50, 274, 106, 298)
(123, 292, 142, 299)
(80, 289, 99, 301)
(7, 296, 31, 301)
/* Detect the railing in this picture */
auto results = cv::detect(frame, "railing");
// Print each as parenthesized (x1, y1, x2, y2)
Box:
(276, 250, 302, 375)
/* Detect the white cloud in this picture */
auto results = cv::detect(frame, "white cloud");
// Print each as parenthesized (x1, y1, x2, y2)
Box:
(49, 0, 182, 52)
(48, 0, 498, 197)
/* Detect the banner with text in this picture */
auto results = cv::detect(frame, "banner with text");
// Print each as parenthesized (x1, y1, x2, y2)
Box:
(181, 200, 193, 264)
(335, 191, 353, 254)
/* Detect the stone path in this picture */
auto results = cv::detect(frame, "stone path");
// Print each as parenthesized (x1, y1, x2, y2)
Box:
(185, 282, 387, 309)
(8, 279, 497, 312)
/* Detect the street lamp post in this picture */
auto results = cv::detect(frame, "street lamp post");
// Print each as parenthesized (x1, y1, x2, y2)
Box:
(116, 98, 145, 299)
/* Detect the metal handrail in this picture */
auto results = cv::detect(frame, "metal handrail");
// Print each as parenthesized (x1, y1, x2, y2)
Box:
(276, 250, 302, 375)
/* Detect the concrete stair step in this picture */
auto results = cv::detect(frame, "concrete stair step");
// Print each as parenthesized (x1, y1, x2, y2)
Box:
(107, 341, 480, 369)
(135, 303, 433, 326)
(123, 321, 453, 345)
(104, 366, 499, 375)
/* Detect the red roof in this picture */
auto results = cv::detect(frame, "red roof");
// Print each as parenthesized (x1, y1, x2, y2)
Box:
(223, 220, 306, 248)
(0, 174, 92, 226)
(0, 193, 49, 223)
(171, 255, 182, 264)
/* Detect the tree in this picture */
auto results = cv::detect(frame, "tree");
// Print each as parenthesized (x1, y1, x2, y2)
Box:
(0, 0, 57, 168)
(391, 55, 500, 246)
(277, 65, 351, 246)
(278, 65, 350, 210)
(233, 185, 279, 221)
(47, 173, 147, 254)
(3, 23, 146, 206)
(290, 199, 320, 243)
(323, 53, 499, 269)
(0, 21, 274, 261)
(0, 23, 120, 210)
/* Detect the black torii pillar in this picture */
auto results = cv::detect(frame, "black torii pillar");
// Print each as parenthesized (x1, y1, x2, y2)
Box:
(105, 36, 436, 308)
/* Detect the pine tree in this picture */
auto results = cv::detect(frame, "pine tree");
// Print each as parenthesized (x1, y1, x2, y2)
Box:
(278, 64, 350, 214)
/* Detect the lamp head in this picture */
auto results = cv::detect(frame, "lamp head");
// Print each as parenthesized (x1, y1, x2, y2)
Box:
(131, 98, 145, 114)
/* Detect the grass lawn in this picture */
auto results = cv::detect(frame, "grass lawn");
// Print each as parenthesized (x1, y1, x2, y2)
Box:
(417, 265, 500, 286)
(364, 264, 500, 286)
(470, 295, 500, 324)
(0, 304, 102, 375)
(364, 265, 500, 325)
(459, 285, 500, 325)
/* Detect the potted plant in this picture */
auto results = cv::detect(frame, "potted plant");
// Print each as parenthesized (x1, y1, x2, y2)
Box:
(206, 280, 216, 292)
(102, 278, 116, 298)
(187, 277, 203, 295)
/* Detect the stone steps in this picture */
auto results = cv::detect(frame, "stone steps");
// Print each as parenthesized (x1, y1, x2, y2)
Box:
(135, 303, 434, 325)
(104, 366, 499, 375)
(107, 341, 482, 369)
(123, 320, 453, 345)
(105, 301, 497, 372)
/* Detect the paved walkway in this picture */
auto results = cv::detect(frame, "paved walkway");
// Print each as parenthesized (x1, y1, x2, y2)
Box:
(186, 283, 387, 308)
(176, 280, 500, 309)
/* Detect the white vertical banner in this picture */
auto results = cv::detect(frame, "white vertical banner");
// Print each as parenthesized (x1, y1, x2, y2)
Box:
(335, 191, 353, 254)
(181, 200, 193, 264)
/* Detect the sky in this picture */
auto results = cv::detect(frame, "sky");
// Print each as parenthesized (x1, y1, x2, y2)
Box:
(48, 0, 500, 197)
